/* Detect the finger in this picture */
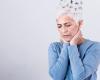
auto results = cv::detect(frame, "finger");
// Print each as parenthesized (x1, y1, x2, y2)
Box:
(74, 30, 81, 38)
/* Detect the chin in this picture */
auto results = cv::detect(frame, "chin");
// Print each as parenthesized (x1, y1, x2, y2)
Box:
(64, 38, 71, 42)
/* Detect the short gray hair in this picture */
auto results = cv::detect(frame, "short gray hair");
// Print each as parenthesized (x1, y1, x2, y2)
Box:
(56, 0, 83, 21)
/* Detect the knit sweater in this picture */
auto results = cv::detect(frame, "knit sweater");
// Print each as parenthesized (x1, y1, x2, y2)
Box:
(48, 39, 100, 80)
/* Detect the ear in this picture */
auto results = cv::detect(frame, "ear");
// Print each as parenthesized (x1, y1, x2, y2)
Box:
(79, 20, 84, 28)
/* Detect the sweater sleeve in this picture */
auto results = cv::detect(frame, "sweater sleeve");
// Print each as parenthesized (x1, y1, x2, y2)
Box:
(48, 42, 69, 80)
(68, 43, 100, 80)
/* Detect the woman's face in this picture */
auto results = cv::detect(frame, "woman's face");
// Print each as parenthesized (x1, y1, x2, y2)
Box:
(56, 15, 80, 42)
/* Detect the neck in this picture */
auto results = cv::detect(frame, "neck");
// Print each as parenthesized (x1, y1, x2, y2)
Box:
(78, 37, 85, 45)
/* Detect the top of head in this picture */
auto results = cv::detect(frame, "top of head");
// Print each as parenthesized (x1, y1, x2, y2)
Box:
(56, 0, 83, 22)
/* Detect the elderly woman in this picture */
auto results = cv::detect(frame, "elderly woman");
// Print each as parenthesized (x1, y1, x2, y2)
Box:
(48, 0, 100, 80)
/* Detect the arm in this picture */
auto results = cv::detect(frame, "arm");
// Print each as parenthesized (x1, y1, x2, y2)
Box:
(68, 43, 100, 80)
(48, 42, 69, 80)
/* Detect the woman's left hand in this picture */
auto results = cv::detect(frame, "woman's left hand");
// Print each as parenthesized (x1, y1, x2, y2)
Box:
(70, 30, 84, 45)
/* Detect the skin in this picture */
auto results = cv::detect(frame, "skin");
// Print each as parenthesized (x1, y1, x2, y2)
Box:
(56, 15, 85, 45)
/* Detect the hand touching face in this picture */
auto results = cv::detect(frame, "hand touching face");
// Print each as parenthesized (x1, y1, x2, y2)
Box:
(57, 15, 80, 42)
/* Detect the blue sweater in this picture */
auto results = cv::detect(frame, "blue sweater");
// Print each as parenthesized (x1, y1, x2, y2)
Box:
(48, 39, 100, 80)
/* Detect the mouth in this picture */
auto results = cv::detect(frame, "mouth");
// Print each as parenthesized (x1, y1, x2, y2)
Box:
(63, 35, 71, 37)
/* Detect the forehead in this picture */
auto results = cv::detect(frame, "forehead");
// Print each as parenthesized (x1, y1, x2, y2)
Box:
(56, 15, 75, 24)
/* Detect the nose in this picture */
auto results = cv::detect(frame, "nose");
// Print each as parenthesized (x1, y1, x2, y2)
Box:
(62, 26, 68, 33)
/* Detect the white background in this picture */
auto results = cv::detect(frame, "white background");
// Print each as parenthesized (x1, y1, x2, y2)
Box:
(0, 0, 100, 80)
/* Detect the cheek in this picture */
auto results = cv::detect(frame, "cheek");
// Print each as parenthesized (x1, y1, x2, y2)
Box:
(58, 29, 62, 35)
(69, 26, 78, 35)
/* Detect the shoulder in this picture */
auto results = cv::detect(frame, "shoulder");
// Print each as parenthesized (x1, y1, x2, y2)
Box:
(88, 40, 100, 49)
(48, 41, 62, 51)
(49, 42, 60, 46)
(48, 41, 61, 48)
(85, 39, 100, 52)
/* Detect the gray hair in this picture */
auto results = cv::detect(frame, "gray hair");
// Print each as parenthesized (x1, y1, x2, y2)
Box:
(56, 0, 83, 21)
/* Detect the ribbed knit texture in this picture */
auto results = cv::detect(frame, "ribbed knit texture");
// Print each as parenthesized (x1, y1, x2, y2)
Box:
(48, 39, 100, 80)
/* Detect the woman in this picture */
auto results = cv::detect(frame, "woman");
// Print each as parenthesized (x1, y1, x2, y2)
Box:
(48, 1, 100, 80)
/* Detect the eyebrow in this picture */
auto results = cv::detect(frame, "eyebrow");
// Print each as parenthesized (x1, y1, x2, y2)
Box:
(57, 24, 61, 25)
(57, 22, 71, 25)
(64, 22, 71, 24)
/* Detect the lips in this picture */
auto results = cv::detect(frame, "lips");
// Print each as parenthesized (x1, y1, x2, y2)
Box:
(63, 35, 71, 37)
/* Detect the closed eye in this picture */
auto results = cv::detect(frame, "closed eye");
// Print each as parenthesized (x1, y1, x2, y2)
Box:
(64, 23, 72, 27)
(57, 24, 62, 28)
